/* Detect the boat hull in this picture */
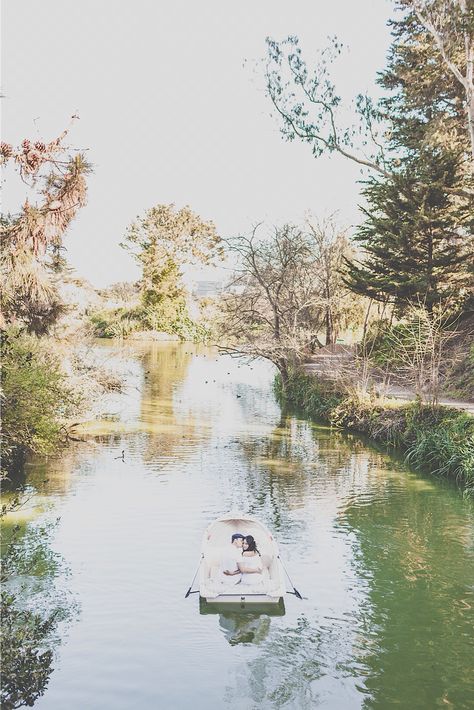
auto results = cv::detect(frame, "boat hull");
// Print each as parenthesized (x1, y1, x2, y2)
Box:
(203, 592, 282, 605)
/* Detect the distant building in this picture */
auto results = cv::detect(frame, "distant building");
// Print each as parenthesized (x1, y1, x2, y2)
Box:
(192, 280, 224, 298)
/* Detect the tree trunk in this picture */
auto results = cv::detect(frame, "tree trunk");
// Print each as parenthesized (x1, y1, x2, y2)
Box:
(362, 299, 373, 342)
(325, 309, 335, 347)
(310, 333, 324, 353)
(278, 360, 290, 392)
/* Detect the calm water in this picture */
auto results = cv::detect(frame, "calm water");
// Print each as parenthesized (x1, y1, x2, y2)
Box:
(5, 342, 474, 709)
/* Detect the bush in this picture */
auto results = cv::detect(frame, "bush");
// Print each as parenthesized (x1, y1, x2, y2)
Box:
(1, 329, 80, 472)
(88, 307, 142, 338)
(277, 370, 474, 493)
(88, 302, 210, 343)
(276, 370, 344, 420)
(141, 302, 210, 342)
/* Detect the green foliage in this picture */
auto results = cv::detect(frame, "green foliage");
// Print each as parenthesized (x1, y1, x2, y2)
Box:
(443, 342, 474, 400)
(365, 312, 473, 401)
(88, 302, 209, 343)
(345, 152, 472, 312)
(380, 4, 469, 165)
(1, 127, 90, 335)
(404, 410, 474, 492)
(0, 520, 73, 709)
(265, 9, 473, 317)
(1, 330, 80, 472)
(278, 371, 474, 493)
(364, 318, 445, 370)
(344, 5, 473, 313)
(141, 301, 209, 342)
(0, 592, 56, 709)
(88, 307, 142, 338)
(117, 203, 221, 343)
(275, 370, 343, 420)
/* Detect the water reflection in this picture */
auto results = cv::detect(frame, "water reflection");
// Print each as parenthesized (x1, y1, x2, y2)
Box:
(5, 342, 474, 710)
(1, 520, 77, 709)
(200, 600, 285, 646)
(341, 480, 474, 709)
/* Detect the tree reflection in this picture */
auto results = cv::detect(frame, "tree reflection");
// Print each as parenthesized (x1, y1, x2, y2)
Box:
(138, 342, 202, 464)
(1, 519, 76, 709)
(341, 482, 474, 709)
(236, 411, 375, 535)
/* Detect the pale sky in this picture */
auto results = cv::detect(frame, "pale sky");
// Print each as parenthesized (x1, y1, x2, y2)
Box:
(2, 0, 393, 287)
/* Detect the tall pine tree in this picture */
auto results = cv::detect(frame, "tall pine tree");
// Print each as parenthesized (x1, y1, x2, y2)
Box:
(344, 3, 473, 313)
(345, 151, 472, 311)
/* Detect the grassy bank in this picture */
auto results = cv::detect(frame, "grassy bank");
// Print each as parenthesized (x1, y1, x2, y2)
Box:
(276, 371, 474, 495)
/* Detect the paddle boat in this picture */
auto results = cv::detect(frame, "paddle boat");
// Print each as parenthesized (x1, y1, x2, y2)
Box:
(195, 513, 288, 605)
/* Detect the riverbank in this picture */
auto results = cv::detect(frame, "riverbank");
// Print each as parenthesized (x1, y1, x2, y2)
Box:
(0, 330, 125, 481)
(276, 370, 474, 495)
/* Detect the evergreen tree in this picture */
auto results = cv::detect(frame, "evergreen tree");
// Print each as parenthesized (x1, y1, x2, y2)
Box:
(345, 150, 473, 311)
(344, 3, 473, 313)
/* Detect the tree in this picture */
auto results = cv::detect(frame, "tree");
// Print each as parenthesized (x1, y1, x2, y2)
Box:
(219, 222, 359, 386)
(342, 2, 474, 313)
(219, 224, 315, 386)
(305, 215, 363, 345)
(344, 151, 473, 312)
(382, 2, 470, 162)
(409, 0, 474, 160)
(263, 6, 474, 313)
(121, 203, 222, 333)
(264, 35, 394, 177)
(264, 7, 473, 199)
(1, 330, 80, 472)
(0, 119, 91, 334)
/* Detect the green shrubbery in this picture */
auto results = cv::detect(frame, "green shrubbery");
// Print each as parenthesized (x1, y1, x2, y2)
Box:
(88, 303, 210, 343)
(278, 371, 474, 494)
(443, 342, 474, 400)
(1, 330, 81, 474)
(88, 307, 142, 338)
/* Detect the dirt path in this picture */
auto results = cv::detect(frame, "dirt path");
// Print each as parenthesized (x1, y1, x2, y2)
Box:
(303, 345, 474, 415)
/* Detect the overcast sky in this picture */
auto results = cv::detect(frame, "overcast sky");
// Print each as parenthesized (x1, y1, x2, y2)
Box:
(2, 0, 393, 287)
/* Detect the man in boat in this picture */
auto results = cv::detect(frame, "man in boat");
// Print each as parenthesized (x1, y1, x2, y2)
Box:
(220, 533, 245, 584)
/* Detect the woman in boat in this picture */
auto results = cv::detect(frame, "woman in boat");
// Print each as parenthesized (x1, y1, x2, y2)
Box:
(224, 535, 264, 586)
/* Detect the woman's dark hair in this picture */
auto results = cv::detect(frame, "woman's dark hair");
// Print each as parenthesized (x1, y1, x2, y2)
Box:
(243, 535, 260, 555)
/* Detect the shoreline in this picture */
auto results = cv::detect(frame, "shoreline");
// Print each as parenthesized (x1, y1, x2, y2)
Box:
(277, 370, 474, 495)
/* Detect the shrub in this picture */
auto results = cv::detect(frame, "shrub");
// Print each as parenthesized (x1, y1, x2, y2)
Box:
(88, 307, 142, 338)
(277, 370, 474, 493)
(1, 329, 80, 472)
(88, 303, 210, 343)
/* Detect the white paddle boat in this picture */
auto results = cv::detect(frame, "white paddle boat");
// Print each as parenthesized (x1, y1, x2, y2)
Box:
(196, 513, 287, 605)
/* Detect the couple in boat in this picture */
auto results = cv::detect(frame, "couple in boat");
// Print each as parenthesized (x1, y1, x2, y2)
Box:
(220, 533, 264, 588)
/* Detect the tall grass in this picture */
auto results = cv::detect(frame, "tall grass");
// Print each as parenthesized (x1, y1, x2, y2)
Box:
(278, 371, 474, 494)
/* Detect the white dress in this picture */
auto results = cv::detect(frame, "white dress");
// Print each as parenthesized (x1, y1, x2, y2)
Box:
(239, 553, 263, 586)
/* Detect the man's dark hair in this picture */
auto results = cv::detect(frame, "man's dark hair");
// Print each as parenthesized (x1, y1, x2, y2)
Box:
(231, 533, 245, 542)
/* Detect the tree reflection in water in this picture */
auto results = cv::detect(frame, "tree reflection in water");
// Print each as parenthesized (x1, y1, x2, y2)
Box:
(1, 518, 76, 709)
(236, 410, 373, 536)
(340, 479, 474, 709)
